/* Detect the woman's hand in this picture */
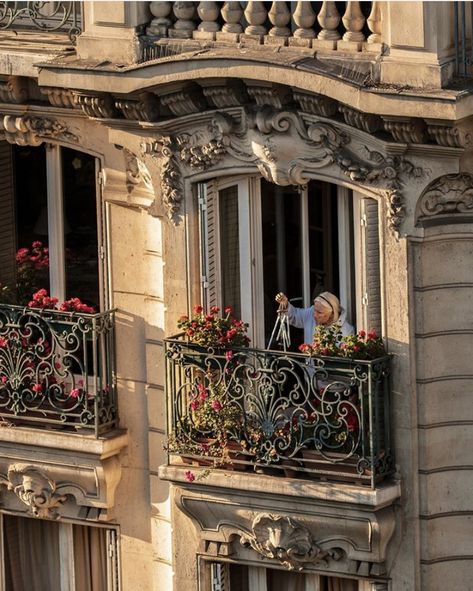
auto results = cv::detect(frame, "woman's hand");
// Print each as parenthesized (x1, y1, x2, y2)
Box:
(275, 292, 289, 310)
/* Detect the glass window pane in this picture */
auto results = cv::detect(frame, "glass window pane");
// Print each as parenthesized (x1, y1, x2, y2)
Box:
(62, 148, 99, 309)
(219, 185, 241, 318)
(4, 514, 60, 591)
(13, 144, 50, 303)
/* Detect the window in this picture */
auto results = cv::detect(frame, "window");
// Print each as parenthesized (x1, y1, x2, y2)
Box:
(198, 176, 381, 348)
(0, 514, 119, 591)
(208, 563, 360, 591)
(0, 141, 105, 309)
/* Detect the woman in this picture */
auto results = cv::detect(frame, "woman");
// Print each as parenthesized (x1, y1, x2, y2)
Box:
(275, 291, 354, 344)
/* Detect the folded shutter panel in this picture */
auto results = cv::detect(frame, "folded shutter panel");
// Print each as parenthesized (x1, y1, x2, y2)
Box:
(0, 142, 16, 293)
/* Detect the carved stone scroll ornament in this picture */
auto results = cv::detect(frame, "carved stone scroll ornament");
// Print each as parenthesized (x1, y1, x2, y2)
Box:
(416, 172, 473, 225)
(143, 106, 425, 232)
(0, 464, 68, 519)
(240, 514, 341, 571)
(123, 148, 154, 195)
(0, 114, 78, 146)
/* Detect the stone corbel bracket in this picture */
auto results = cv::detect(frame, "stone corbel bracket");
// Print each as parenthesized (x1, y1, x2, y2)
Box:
(0, 429, 128, 520)
(415, 172, 473, 227)
(0, 76, 29, 104)
(0, 114, 79, 146)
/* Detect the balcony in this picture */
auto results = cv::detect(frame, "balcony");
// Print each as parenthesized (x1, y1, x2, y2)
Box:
(164, 334, 393, 488)
(0, 303, 117, 437)
(0, 1, 82, 42)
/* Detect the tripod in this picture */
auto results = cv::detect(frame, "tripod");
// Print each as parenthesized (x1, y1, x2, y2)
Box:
(267, 303, 291, 352)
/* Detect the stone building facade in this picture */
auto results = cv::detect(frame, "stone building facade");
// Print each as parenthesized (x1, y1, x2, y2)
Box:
(0, 2, 471, 590)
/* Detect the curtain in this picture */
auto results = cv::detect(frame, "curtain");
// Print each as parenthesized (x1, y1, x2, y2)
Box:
(73, 525, 108, 591)
(4, 514, 61, 591)
(267, 569, 306, 591)
(327, 576, 358, 591)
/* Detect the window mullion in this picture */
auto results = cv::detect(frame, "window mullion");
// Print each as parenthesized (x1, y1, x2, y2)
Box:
(46, 144, 66, 301)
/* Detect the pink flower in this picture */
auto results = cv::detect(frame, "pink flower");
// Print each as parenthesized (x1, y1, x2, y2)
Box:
(184, 470, 195, 482)
(358, 330, 366, 338)
(225, 350, 234, 361)
(0, 338, 8, 348)
(70, 388, 81, 399)
(210, 306, 220, 314)
(32, 241, 43, 249)
(32, 383, 43, 393)
(224, 306, 233, 315)
(190, 400, 200, 411)
(1, 376, 7, 384)
(199, 389, 208, 401)
(193, 305, 203, 314)
(367, 330, 378, 339)
(211, 400, 222, 412)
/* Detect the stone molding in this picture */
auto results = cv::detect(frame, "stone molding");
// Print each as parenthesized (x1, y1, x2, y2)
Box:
(0, 114, 78, 145)
(167, 468, 399, 579)
(416, 172, 473, 226)
(115, 92, 160, 122)
(142, 105, 425, 233)
(75, 92, 119, 119)
(382, 117, 427, 144)
(0, 428, 128, 520)
(340, 104, 382, 134)
(240, 513, 340, 571)
(0, 464, 68, 519)
(41, 87, 78, 109)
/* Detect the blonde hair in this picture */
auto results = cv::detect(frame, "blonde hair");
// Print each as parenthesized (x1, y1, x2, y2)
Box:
(314, 292, 341, 324)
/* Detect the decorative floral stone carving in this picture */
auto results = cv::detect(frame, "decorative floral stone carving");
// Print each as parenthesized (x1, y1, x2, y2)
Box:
(0, 114, 78, 145)
(240, 514, 339, 570)
(416, 173, 473, 225)
(0, 75, 28, 104)
(1, 464, 67, 519)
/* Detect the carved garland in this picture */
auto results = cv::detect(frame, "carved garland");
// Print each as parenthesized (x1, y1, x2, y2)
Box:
(240, 514, 341, 571)
(143, 106, 424, 235)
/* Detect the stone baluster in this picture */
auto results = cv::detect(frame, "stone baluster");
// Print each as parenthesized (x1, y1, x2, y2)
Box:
(316, 1, 341, 44)
(169, 1, 197, 39)
(147, 1, 172, 37)
(194, 1, 220, 40)
(367, 1, 382, 44)
(218, 1, 243, 42)
(292, 1, 316, 39)
(243, 1, 267, 38)
(341, 1, 366, 44)
(268, 2, 291, 39)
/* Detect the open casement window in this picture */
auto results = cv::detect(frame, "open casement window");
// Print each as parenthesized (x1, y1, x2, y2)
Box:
(198, 177, 382, 348)
(0, 141, 106, 310)
(353, 193, 382, 336)
(0, 514, 120, 591)
(208, 562, 360, 591)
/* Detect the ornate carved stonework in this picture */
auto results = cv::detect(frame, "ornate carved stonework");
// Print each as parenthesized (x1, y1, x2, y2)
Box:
(0, 114, 78, 145)
(293, 91, 338, 117)
(115, 92, 160, 122)
(143, 105, 425, 232)
(1, 465, 67, 519)
(159, 86, 207, 117)
(201, 81, 249, 109)
(123, 148, 154, 194)
(246, 83, 292, 109)
(426, 122, 472, 148)
(0, 76, 28, 104)
(416, 172, 473, 225)
(75, 92, 119, 118)
(41, 87, 78, 109)
(382, 117, 427, 144)
(240, 514, 340, 571)
(339, 105, 382, 134)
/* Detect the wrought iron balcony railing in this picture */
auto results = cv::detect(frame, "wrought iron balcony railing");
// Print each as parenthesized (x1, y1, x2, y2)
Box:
(0, 304, 117, 437)
(165, 335, 393, 488)
(0, 1, 82, 42)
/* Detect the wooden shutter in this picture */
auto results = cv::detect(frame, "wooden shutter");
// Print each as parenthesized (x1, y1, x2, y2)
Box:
(198, 180, 221, 310)
(0, 142, 16, 293)
(357, 196, 382, 334)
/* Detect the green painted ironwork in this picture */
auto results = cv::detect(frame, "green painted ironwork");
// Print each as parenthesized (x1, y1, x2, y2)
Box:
(165, 334, 393, 487)
(0, 304, 117, 436)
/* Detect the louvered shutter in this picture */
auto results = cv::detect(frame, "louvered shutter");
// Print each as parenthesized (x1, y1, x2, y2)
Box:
(358, 197, 382, 334)
(199, 180, 221, 310)
(211, 562, 229, 591)
(0, 142, 16, 294)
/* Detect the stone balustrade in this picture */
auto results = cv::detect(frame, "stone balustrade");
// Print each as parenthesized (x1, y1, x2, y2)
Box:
(146, 1, 382, 52)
